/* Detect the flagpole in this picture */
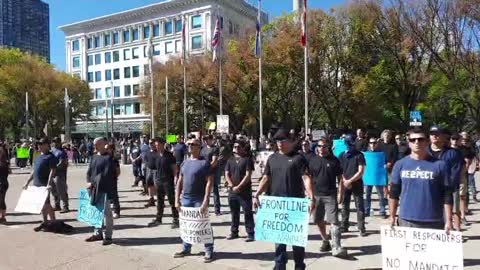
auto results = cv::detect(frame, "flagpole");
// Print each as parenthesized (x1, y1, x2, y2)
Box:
(105, 91, 109, 139)
(110, 81, 114, 140)
(148, 38, 155, 139)
(182, 15, 188, 139)
(258, 0, 263, 138)
(65, 88, 70, 143)
(25, 92, 29, 139)
(217, 7, 223, 116)
(165, 76, 169, 136)
(303, 0, 309, 135)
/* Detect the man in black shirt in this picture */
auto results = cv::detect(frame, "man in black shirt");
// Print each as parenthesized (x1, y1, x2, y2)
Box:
(339, 134, 367, 236)
(225, 140, 255, 242)
(143, 139, 158, 207)
(395, 134, 410, 160)
(308, 138, 347, 257)
(355, 128, 368, 152)
(254, 128, 314, 270)
(200, 135, 221, 215)
(300, 140, 315, 163)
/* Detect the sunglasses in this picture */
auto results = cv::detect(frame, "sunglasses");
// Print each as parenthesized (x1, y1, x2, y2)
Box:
(408, 137, 427, 143)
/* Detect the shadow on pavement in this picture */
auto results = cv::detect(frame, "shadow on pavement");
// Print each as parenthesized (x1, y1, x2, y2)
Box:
(214, 251, 320, 261)
(114, 236, 181, 246)
(5, 220, 42, 226)
(346, 245, 381, 257)
(7, 212, 36, 217)
(464, 258, 480, 267)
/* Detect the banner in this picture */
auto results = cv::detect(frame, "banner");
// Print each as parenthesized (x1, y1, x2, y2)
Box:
(333, 139, 348, 158)
(77, 189, 106, 229)
(363, 151, 387, 186)
(255, 196, 310, 247)
(15, 186, 49, 214)
(167, 134, 177, 144)
(216, 115, 229, 134)
(179, 207, 213, 244)
(17, 147, 30, 159)
(381, 226, 463, 270)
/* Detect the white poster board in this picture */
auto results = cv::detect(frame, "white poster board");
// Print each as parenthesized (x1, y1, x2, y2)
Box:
(216, 115, 229, 134)
(179, 207, 213, 244)
(311, 130, 326, 141)
(15, 186, 49, 214)
(381, 225, 463, 270)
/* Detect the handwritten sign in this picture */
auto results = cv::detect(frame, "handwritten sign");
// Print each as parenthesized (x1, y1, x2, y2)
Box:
(179, 207, 213, 244)
(255, 196, 310, 247)
(15, 186, 49, 214)
(381, 226, 463, 270)
(333, 139, 348, 158)
(77, 189, 106, 229)
(363, 151, 387, 186)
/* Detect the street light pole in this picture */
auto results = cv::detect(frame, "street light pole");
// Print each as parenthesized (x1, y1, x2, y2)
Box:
(148, 37, 155, 138)
(110, 81, 114, 140)
(25, 92, 29, 139)
(165, 76, 169, 136)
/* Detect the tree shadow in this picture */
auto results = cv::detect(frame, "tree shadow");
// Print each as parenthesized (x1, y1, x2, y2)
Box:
(119, 214, 160, 219)
(7, 212, 36, 217)
(68, 223, 147, 235)
(120, 199, 149, 203)
(214, 251, 321, 261)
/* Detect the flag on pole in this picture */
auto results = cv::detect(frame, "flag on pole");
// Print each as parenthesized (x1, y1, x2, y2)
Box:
(212, 15, 222, 62)
(301, 0, 307, 48)
(181, 15, 187, 65)
(255, 0, 262, 57)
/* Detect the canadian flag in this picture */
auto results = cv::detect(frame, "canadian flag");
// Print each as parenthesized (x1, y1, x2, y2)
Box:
(301, 0, 307, 48)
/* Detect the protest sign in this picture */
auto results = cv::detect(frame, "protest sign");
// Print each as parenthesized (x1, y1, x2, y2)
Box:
(77, 189, 106, 229)
(255, 196, 310, 247)
(179, 207, 213, 244)
(167, 134, 177, 144)
(333, 139, 348, 158)
(15, 186, 49, 214)
(381, 226, 463, 270)
(363, 151, 387, 186)
(410, 111, 423, 127)
(216, 115, 229, 134)
(311, 130, 326, 141)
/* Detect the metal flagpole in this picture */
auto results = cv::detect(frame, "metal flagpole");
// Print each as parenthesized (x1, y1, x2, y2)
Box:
(25, 92, 29, 139)
(303, 0, 309, 135)
(105, 91, 109, 139)
(165, 76, 169, 136)
(218, 7, 223, 116)
(258, 0, 263, 137)
(65, 88, 70, 143)
(110, 81, 114, 139)
(148, 37, 155, 139)
(183, 15, 188, 139)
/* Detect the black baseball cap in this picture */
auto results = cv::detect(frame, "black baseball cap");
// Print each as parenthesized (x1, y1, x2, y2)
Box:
(273, 128, 290, 141)
(430, 125, 450, 135)
(450, 134, 461, 140)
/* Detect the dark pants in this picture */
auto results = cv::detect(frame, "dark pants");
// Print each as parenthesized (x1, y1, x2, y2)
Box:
(399, 218, 444, 230)
(111, 181, 120, 215)
(274, 244, 305, 270)
(0, 179, 8, 210)
(155, 180, 178, 221)
(341, 187, 365, 231)
(132, 164, 145, 186)
(213, 168, 223, 213)
(228, 192, 254, 235)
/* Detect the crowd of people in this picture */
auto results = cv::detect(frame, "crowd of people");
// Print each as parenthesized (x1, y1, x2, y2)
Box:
(0, 125, 479, 269)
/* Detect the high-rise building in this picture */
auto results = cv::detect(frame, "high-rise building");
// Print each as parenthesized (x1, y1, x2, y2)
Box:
(0, 0, 50, 62)
(60, 0, 267, 137)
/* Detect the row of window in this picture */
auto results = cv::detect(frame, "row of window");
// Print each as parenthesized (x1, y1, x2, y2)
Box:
(92, 103, 142, 116)
(71, 15, 203, 51)
(87, 65, 141, 82)
(93, 84, 141, 99)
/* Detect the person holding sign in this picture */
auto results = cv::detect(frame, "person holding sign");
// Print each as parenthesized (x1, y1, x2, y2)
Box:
(308, 138, 347, 257)
(254, 128, 314, 270)
(389, 127, 453, 231)
(364, 137, 387, 218)
(23, 137, 57, 226)
(174, 138, 215, 263)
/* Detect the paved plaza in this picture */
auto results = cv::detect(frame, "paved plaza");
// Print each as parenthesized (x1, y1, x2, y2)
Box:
(0, 164, 479, 270)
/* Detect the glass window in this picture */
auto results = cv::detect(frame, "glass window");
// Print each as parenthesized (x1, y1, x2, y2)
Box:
(133, 84, 140, 96)
(95, 71, 101, 82)
(104, 34, 111, 46)
(114, 104, 122, 115)
(124, 85, 132, 97)
(95, 88, 103, 99)
(153, 44, 161, 55)
(132, 66, 140, 77)
(124, 67, 131, 78)
(72, 40, 80, 51)
(164, 21, 173, 35)
(175, 19, 183, 33)
(97, 106, 104, 116)
(87, 72, 94, 83)
(132, 47, 139, 59)
(153, 24, 160, 37)
(105, 69, 112, 81)
(105, 87, 112, 98)
(114, 86, 121, 98)
(144, 26, 150, 39)
(123, 30, 130, 42)
(113, 32, 119, 45)
(87, 55, 93, 66)
(87, 38, 93, 49)
(192, 15, 202, 29)
(134, 103, 141, 114)
(191, 35, 203, 50)
(105, 52, 111, 63)
(132, 29, 139, 41)
(125, 103, 133, 115)
(113, 68, 120, 80)
(94, 54, 101, 65)
(124, 49, 131, 60)
(72, 56, 80, 68)
(113, 51, 120, 62)
(165, 41, 174, 54)
(175, 40, 181, 53)
(94, 36, 101, 48)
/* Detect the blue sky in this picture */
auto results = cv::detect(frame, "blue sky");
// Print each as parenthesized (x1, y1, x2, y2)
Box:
(44, 0, 344, 71)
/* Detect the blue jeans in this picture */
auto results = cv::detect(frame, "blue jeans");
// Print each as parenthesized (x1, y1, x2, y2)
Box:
(468, 174, 476, 194)
(181, 197, 214, 253)
(364, 185, 386, 216)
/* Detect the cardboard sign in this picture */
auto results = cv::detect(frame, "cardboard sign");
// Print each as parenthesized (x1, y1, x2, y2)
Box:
(15, 186, 49, 214)
(216, 115, 229, 134)
(410, 111, 423, 127)
(255, 196, 310, 247)
(179, 207, 213, 244)
(77, 189, 106, 229)
(363, 151, 387, 186)
(311, 130, 326, 141)
(167, 134, 177, 144)
(381, 226, 463, 270)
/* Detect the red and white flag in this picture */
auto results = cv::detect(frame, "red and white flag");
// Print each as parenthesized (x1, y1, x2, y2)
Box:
(301, 0, 307, 48)
(211, 16, 222, 62)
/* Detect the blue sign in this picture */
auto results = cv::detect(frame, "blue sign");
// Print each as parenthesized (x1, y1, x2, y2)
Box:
(77, 189, 106, 229)
(255, 196, 310, 247)
(333, 139, 348, 158)
(410, 111, 423, 126)
(363, 152, 387, 186)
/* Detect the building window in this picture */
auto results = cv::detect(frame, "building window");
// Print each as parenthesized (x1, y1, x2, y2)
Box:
(125, 104, 133, 115)
(105, 87, 112, 98)
(132, 47, 139, 59)
(94, 36, 101, 48)
(123, 30, 130, 42)
(132, 66, 140, 77)
(134, 103, 141, 114)
(113, 32, 119, 45)
(97, 106, 104, 116)
(175, 19, 183, 33)
(132, 28, 139, 41)
(124, 85, 132, 97)
(165, 41, 174, 54)
(153, 24, 160, 37)
(114, 86, 121, 98)
(95, 71, 101, 82)
(124, 67, 131, 78)
(191, 35, 203, 50)
(124, 49, 131, 60)
(72, 56, 80, 68)
(87, 38, 93, 49)
(105, 52, 112, 63)
(95, 88, 103, 99)
(105, 69, 112, 81)
(87, 72, 94, 82)
(104, 34, 111, 46)
(113, 68, 120, 80)
(175, 40, 181, 53)
(192, 15, 202, 29)
(72, 40, 80, 51)
(114, 104, 122, 115)
(87, 55, 94, 66)
(153, 44, 161, 55)
(113, 51, 120, 62)
(144, 26, 150, 39)
(164, 21, 173, 35)
(94, 54, 101, 65)
(133, 84, 140, 95)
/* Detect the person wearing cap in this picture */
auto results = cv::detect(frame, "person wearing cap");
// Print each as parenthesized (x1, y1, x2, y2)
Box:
(148, 137, 179, 228)
(254, 128, 315, 270)
(338, 134, 367, 236)
(23, 137, 57, 226)
(174, 138, 215, 262)
(200, 134, 221, 215)
(143, 138, 158, 208)
(429, 125, 464, 231)
(389, 127, 453, 231)
(51, 137, 70, 213)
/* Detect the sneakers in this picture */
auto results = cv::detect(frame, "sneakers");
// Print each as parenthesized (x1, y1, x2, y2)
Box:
(215, 211, 221, 216)
(113, 213, 120, 219)
(320, 240, 332, 252)
(173, 249, 191, 258)
(171, 220, 179, 229)
(204, 252, 214, 263)
(245, 234, 255, 242)
(102, 238, 113, 246)
(54, 205, 61, 211)
(339, 227, 348, 233)
(144, 198, 156, 208)
(60, 208, 70, 214)
(360, 230, 368, 237)
(85, 235, 103, 242)
(147, 218, 162, 227)
(226, 233, 239, 240)
(461, 217, 469, 226)
(332, 247, 348, 258)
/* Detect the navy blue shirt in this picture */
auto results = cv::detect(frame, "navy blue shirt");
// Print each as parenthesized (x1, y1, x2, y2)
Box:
(52, 147, 68, 177)
(173, 143, 187, 164)
(392, 156, 450, 222)
(140, 143, 151, 162)
(181, 159, 211, 199)
(33, 152, 57, 187)
(429, 146, 464, 189)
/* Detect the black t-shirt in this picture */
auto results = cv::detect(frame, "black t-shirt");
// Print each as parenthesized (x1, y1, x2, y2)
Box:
(459, 146, 475, 160)
(301, 151, 315, 163)
(155, 151, 176, 182)
(200, 145, 219, 163)
(397, 144, 410, 160)
(225, 155, 254, 194)
(339, 150, 366, 190)
(379, 142, 398, 164)
(264, 152, 308, 198)
(309, 154, 342, 196)
(355, 138, 368, 152)
(144, 151, 158, 169)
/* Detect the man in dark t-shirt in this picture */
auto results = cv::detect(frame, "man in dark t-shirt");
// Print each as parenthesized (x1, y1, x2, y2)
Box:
(143, 139, 158, 207)
(200, 135, 221, 215)
(300, 140, 315, 163)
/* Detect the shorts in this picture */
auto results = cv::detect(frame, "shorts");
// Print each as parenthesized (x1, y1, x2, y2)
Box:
(314, 194, 338, 224)
(145, 168, 156, 187)
(453, 191, 460, 213)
